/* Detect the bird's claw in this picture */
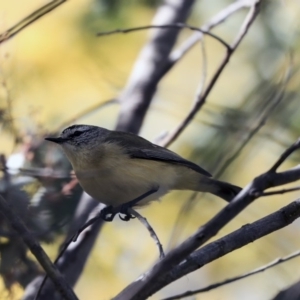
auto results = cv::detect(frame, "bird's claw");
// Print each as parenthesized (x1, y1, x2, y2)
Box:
(99, 204, 135, 222)
(119, 204, 136, 221)
(100, 205, 117, 222)
(100, 186, 159, 222)
(119, 214, 135, 221)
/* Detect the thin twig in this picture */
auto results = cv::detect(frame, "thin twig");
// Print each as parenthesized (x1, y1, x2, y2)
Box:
(128, 208, 165, 260)
(162, 250, 300, 300)
(97, 23, 231, 50)
(159, 1, 261, 147)
(0, 0, 66, 44)
(168, 0, 254, 66)
(256, 186, 300, 197)
(269, 138, 300, 173)
(153, 0, 254, 145)
(0, 195, 78, 300)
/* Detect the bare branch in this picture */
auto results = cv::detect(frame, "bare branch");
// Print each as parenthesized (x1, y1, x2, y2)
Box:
(159, 0, 262, 147)
(0, 0, 66, 44)
(97, 23, 231, 50)
(116, 199, 300, 299)
(128, 208, 165, 260)
(0, 195, 78, 300)
(163, 249, 300, 300)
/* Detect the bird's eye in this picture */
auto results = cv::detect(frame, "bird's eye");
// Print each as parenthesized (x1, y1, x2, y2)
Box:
(71, 130, 83, 138)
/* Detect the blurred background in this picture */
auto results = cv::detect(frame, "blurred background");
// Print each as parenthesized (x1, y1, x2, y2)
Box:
(1, 0, 300, 299)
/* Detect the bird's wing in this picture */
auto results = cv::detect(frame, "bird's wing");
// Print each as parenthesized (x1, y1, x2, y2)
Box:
(106, 131, 212, 177)
(130, 147, 212, 177)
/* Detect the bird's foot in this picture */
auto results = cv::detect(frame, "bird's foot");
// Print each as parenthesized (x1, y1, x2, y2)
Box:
(100, 186, 159, 222)
(100, 205, 117, 222)
(119, 204, 136, 221)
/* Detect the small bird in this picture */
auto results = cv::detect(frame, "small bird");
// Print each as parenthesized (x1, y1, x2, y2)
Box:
(45, 125, 241, 218)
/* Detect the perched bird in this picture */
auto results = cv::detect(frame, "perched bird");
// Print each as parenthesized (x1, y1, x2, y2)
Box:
(45, 125, 241, 214)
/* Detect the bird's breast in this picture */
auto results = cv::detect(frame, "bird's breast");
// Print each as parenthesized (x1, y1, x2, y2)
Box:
(74, 157, 180, 207)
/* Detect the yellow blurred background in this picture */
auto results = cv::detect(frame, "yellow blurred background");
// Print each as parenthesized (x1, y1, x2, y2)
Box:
(1, 0, 300, 299)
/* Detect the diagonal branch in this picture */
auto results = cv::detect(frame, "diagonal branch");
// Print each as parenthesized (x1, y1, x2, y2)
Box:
(162, 200, 300, 298)
(268, 138, 300, 172)
(0, 0, 66, 44)
(0, 195, 78, 300)
(163, 247, 300, 300)
(257, 186, 300, 197)
(97, 23, 231, 50)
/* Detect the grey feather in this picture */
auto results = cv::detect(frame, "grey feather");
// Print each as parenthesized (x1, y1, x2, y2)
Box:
(104, 130, 212, 177)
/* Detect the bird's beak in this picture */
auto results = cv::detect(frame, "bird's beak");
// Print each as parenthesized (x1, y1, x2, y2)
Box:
(45, 137, 68, 144)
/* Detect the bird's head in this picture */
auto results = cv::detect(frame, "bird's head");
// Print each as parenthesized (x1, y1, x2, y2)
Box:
(45, 124, 108, 166)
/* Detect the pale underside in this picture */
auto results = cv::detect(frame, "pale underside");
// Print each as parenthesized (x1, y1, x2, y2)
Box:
(62, 140, 213, 207)
(75, 158, 209, 207)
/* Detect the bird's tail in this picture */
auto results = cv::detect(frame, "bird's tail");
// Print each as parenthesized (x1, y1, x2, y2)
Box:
(208, 179, 242, 202)
(173, 169, 241, 202)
